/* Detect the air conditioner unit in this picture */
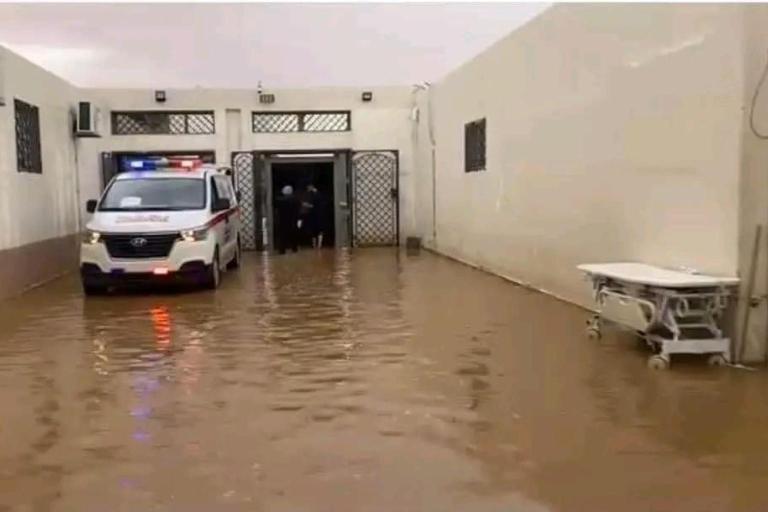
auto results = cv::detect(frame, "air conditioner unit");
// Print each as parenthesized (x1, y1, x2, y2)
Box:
(75, 101, 102, 137)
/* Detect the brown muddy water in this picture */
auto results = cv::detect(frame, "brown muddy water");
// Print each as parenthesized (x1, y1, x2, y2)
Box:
(1, 249, 768, 512)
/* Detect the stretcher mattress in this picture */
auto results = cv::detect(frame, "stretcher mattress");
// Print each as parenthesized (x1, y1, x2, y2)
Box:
(577, 262, 739, 288)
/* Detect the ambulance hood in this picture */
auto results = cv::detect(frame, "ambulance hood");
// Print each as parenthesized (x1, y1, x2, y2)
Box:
(86, 210, 211, 234)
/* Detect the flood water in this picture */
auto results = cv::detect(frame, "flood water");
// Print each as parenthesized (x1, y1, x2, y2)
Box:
(2, 249, 768, 511)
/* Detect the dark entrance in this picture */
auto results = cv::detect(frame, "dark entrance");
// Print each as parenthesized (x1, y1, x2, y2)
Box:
(271, 161, 335, 248)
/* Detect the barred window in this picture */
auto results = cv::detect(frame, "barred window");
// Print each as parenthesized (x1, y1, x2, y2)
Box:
(252, 111, 350, 133)
(465, 118, 486, 173)
(112, 111, 215, 135)
(14, 99, 42, 174)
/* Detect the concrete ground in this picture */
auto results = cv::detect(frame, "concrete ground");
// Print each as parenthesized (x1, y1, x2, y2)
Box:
(0, 249, 767, 511)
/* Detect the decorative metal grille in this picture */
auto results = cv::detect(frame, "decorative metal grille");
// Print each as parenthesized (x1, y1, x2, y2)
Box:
(14, 99, 42, 174)
(465, 118, 486, 172)
(233, 152, 257, 250)
(112, 111, 215, 135)
(252, 113, 300, 133)
(252, 111, 350, 133)
(352, 151, 398, 247)
(303, 112, 349, 132)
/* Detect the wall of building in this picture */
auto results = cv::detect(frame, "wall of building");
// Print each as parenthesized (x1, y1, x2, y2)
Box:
(76, 87, 417, 241)
(413, 4, 745, 310)
(737, 4, 768, 362)
(0, 46, 80, 299)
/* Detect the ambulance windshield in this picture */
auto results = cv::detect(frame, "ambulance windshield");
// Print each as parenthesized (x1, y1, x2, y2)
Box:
(99, 178, 206, 211)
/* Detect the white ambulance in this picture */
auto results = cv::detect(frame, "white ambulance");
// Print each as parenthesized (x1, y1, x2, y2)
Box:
(80, 159, 241, 294)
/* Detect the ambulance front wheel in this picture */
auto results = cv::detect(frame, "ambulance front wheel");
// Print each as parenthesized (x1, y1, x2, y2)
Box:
(82, 281, 107, 296)
(227, 237, 241, 270)
(203, 249, 221, 290)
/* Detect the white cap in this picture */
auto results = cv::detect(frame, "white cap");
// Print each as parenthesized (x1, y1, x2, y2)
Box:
(282, 185, 293, 196)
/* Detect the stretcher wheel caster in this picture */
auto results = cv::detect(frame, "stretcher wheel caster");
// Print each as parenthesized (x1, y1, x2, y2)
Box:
(586, 315, 601, 339)
(647, 355, 670, 370)
(707, 354, 728, 367)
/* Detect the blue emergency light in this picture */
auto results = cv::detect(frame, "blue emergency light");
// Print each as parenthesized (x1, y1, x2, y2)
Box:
(128, 160, 156, 171)
(121, 155, 203, 173)
(122, 156, 169, 172)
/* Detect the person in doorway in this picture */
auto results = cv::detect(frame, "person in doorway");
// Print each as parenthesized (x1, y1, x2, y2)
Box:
(299, 184, 317, 246)
(275, 185, 301, 254)
(305, 184, 330, 249)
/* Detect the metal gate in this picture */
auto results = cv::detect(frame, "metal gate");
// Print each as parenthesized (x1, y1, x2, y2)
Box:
(351, 151, 399, 246)
(232, 151, 266, 250)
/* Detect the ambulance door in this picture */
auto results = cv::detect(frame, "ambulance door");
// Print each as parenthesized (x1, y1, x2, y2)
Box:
(210, 175, 237, 264)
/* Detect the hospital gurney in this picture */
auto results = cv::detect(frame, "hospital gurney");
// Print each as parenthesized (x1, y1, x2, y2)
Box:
(577, 263, 739, 369)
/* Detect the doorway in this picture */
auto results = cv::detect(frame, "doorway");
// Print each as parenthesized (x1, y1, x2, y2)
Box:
(271, 160, 335, 248)
(231, 150, 352, 251)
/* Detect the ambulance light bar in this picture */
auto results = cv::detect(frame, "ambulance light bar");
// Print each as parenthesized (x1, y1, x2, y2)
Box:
(125, 156, 203, 172)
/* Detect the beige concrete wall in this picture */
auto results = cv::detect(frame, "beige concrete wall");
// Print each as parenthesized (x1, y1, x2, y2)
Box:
(0, 46, 80, 250)
(415, 4, 744, 308)
(737, 4, 768, 362)
(0, 46, 80, 297)
(76, 87, 417, 241)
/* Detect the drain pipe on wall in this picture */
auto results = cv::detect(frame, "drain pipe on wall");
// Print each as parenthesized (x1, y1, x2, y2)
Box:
(412, 82, 437, 246)
(73, 127, 83, 235)
(736, 225, 762, 366)
(427, 86, 437, 244)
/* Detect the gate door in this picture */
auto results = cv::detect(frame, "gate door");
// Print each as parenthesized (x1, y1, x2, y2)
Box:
(351, 151, 398, 246)
(232, 151, 265, 250)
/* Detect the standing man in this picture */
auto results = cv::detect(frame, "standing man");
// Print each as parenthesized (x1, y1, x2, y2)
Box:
(311, 186, 331, 249)
(303, 184, 325, 249)
(275, 185, 300, 254)
(299, 184, 317, 246)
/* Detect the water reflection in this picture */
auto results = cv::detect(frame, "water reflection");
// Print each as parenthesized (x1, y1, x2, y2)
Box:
(1, 250, 768, 511)
(149, 306, 172, 350)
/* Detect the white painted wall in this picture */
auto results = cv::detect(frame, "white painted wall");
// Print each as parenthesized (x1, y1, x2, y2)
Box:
(737, 4, 768, 362)
(0, 46, 79, 251)
(76, 87, 417, 239)
(414, 4, 745, 308)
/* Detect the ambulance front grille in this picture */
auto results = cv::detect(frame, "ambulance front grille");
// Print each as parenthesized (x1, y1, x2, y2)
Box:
(103, 233, 178, 259)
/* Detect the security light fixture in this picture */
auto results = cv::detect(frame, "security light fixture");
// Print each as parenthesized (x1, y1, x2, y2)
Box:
(273, 153, 335, 159)
(362, 91, 373, 102)
(155, 90, 166, 103)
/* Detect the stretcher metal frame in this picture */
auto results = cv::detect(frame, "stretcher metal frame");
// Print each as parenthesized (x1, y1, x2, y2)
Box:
(578, 263, 739, 369)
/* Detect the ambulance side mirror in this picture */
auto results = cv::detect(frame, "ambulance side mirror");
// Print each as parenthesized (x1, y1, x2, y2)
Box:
(86, 200, 98, 213)
(212, 198, 231, 212)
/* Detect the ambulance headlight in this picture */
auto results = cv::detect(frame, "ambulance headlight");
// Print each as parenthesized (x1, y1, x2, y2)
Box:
(180, 227, 209, 242)
(83, 230, 102, 245)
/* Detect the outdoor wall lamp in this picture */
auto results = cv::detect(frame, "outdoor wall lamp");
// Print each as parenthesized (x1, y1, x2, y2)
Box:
(155, 90, 166, 103)
(362, 91, 373, 102)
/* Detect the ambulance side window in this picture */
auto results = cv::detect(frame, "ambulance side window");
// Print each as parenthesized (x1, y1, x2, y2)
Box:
(209, 177, 222, 206)
(214, 176, 233, 201)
